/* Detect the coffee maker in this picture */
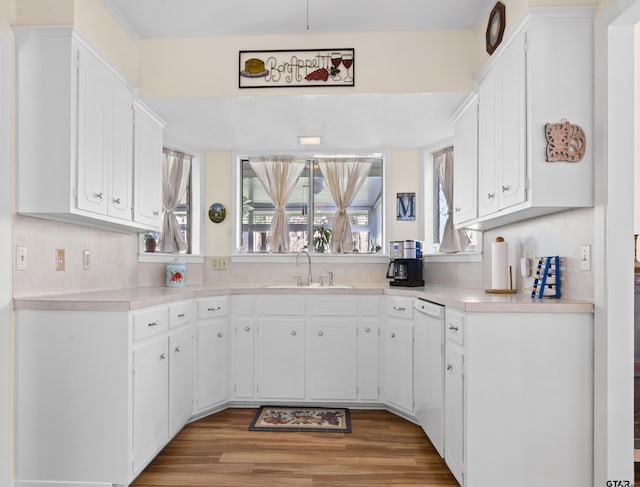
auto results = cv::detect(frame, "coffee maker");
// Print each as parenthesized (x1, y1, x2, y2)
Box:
(387, 240, 425, 287)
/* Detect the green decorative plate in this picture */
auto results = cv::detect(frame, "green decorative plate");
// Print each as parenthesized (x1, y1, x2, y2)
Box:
(208, 203, 226, 223)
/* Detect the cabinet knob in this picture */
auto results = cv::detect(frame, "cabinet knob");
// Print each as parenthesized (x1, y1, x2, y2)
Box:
(291, 330, 297, 336)
(244, 326, 251, 332)
(153, 210, 159, 216)
(174, 346, 180, 353)
(502, 185, 510, 192)
(487, 192, 495, 199)
(160, 353, 166, 360)
(390, 332, 396, 338)
(218, 332, 224, 338)
(318, 331, 323, 337)
(113, 197, 121, 204)
(95, 192, 103, 200)
(446, 363, 453, 371)
(454, 207, 461, 212)
(365, 327, 371, 333)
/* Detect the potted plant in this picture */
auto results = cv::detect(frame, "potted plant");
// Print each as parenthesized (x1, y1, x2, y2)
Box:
(144, 233, 157, 253)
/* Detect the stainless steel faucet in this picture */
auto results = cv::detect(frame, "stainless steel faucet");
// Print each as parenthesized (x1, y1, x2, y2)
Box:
(295, 250, 312, 285)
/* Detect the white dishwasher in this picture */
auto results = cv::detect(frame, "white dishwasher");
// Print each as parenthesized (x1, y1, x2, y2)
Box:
(413, 298, 445, 457)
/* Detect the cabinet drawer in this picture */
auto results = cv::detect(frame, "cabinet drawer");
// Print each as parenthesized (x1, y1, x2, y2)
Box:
(133, 307, 168, 341)
(307, 295, 357, 316)
(445, 308, 465, 345)
(198, 296, 228, 319)
(169, 300, 192, 328)
(386, 296, 413, 320)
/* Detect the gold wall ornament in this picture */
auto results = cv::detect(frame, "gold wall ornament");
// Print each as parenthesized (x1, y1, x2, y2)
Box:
(545, 119, 586, 162)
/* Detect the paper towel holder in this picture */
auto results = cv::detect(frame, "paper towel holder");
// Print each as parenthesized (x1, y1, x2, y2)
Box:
(486, 237, 517, 294)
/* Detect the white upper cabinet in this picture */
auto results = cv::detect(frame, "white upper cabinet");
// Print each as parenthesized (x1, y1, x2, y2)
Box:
(452, 94, 478, 225)
(456, 9, 595, 231)
(14, 27, 163, 233)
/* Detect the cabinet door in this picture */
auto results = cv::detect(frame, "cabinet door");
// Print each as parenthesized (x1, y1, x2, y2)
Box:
(169, 326, 193, 436)
(196, 319, 229, 411)
(132, 336, 168, 474)
(444, 341, 464, 486)
(478, 72, 499, 218)
(380, 318, 414, 413)
(77, 45, 108, 215)
(133, 102, 163, 229)
(106, 78, 133, 220)
(232, 318, 255, 399)
(308, 319, 357, 400)
(453, 95, 478, 225)
(256, 319, 305, 399)
(357, 319, 379, 400)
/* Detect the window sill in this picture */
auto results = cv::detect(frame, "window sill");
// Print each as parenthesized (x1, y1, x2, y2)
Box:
(231, 253, 389, 264)
(423, 252, 482, 263)
(138, 253, 205, 264)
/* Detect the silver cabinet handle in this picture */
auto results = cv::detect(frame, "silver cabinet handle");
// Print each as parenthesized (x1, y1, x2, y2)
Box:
(365, 327, 371, 333)
(291, 330, 297, 336)
(393, 306, 405, 311)
(218, 332, 224, 338)
(448, 324, 459, 331)
(318, 331, 324, 337)
(502, 185, 510, 192)
(160, 353, 166, 360)
(174, 346, 180, 353)
(208, 306, 221, 312)
(177, 313, 186, 318)
(446, 363, 453, 371)
(487, 192, 495, 199)
(153, 210, 159, 216)
(113, 197, 121, 204)
(95, 192, 103, 200)
(148, 320, 160, 327)
(455, 207, 461, 212)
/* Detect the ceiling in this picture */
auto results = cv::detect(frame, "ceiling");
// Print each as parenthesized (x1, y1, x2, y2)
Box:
(104, 0, 493, 152)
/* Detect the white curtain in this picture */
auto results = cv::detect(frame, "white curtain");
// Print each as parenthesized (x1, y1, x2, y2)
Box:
(318, 159, 372, 253)
(160, 150, 191, 253)
(250, 157, 306, 253)
(435, 148, 470, 253)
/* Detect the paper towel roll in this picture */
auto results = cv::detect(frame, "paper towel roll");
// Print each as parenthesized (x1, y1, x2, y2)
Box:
(491, 237, 508, 290)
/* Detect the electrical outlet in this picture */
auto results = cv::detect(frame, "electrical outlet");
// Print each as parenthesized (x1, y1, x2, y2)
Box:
(211, 257, 228, 270)
(56, 249, 65, 271)
(83, 250, 91, 270)
(580, 245, 591, 271)
(16, 246, 28, 271)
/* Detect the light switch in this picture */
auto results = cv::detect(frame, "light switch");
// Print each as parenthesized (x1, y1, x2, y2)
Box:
(16, 246, 28, 271)
(579, 245, 591, 271)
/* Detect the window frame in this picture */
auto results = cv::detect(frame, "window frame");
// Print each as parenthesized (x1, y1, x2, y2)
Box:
(421, 142, 482, 263)
(138, 148, 204, 263)
(232, 150, 389, 263)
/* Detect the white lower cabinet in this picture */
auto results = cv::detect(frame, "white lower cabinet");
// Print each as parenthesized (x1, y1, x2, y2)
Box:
(308, 319, 357, 400)
(444, 338, 464, 485)
(232, 317, 256, 399)
(256, 318, 305, 399)
(169, 325, 195, 435)
(357, 318, 379, 400)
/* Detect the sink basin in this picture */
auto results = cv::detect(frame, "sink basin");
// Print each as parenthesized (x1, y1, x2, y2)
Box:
(263, 284, 355, 289)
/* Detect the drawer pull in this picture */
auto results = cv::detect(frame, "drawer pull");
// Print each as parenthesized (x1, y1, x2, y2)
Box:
(218, 332, 224, 338)
(177, 313, 186, 318)
(148, 320, 160, 327)
(448, 325, 459, 331)
(160, 353, 166, 360)
(318, 331, 323, 337)
(174, 346, 180, 353)
(208, 306, 221, 312)
(365, 327, 371, 333)
(393, 306, 406, 311)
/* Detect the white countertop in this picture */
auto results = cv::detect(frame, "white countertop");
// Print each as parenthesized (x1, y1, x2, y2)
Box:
(13, 284, 594, 313)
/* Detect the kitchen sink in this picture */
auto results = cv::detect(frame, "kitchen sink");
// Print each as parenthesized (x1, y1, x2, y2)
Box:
(263, 283, 355, 289)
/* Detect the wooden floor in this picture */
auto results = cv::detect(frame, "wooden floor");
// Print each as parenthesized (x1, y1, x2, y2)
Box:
(131, 408, 458, 487)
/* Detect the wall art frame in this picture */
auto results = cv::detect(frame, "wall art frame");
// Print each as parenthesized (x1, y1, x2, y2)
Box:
(239, 48, 355, 88)
(396, 192, 416, 221)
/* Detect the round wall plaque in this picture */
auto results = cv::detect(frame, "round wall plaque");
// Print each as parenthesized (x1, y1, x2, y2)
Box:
(208, 203, 226, 223)
(486, 2, 506, 55)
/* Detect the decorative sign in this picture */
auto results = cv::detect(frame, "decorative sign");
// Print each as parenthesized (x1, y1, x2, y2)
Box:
(396, 193, 416, 221)
(545, 119, 586, 162)
(239, 49, 355, 88)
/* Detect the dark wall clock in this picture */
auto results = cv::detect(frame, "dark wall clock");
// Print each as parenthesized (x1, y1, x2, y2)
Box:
(486, 2, 506, 55)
